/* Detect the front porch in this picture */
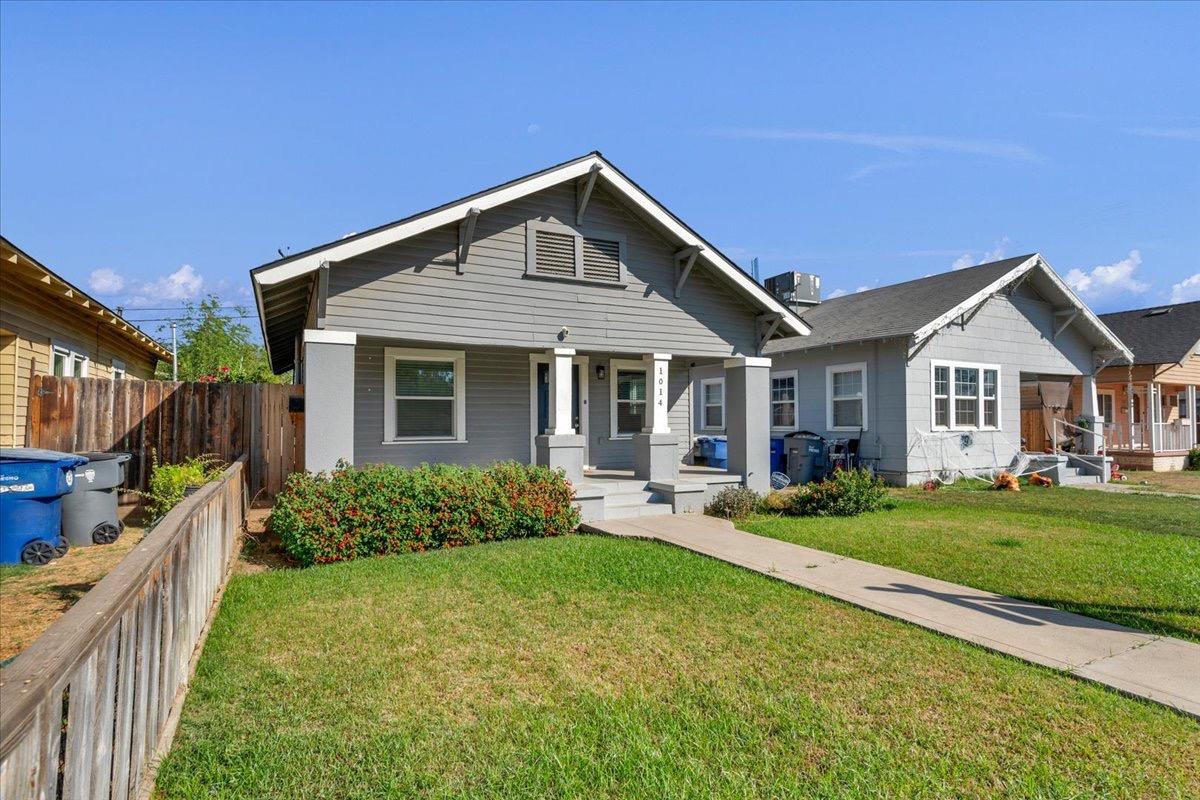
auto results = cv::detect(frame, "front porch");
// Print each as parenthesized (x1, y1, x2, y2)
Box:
(574, 465, 743, 522)
(1098, 378, 1197, 471)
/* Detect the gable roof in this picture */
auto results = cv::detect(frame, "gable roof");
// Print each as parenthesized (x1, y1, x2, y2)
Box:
(765, 254, 1133, 362)
(252, 151, 811, 371)
(1, 236, 173, 363)
(1098, 301, 1200, 366)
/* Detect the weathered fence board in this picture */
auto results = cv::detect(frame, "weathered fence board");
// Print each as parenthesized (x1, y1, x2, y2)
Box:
(24, 376, 302, 497)
(0, 458, 248, 800)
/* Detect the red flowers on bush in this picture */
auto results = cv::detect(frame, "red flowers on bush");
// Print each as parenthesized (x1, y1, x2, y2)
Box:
(269, 461, 580, 566)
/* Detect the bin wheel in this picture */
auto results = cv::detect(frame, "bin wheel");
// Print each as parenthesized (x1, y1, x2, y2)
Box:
(21, 540, 57, 566)
(92, 523, 121, 545)
(54, 537, 70, 557)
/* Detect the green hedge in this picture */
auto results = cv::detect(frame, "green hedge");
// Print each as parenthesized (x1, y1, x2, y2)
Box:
(270, 461, 580, 566)
(767, 468, 891, 517)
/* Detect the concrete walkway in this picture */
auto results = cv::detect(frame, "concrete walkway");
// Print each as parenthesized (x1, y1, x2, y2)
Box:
(582, 514, 1200, 719)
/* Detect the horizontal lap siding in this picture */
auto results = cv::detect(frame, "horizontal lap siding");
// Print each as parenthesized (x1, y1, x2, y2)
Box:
(904, 294, 1096, 482)
(354, 342, 531, 467)
(325, 183, 759, 357)
(586, 358, 692, 469)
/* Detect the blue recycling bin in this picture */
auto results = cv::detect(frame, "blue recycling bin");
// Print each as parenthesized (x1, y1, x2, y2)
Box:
(707, 436, 728, 470)
(0, 448, 87, 565)
(770, 438, 786, 475)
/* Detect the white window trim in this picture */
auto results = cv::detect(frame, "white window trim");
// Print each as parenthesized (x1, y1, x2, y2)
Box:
(111, 358, 126, 381)
(930, 359, 1001, 432)
(52, 342, 89, 378)
(826, 362, 867, 432)
(382, 347, 467, 444)
(609, 358, 647, 439)
(1177, 391, 1191, 424)
(700, 377, 725, 431)
(769, 369, 799, 433)
(525, 219, 628, 286)
(1098, 389, 1117, 425)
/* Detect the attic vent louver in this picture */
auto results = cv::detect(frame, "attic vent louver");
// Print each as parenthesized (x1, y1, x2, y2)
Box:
(534, 229, 576, 277)
(1145, 308, 1171, 317)
(582, 237, 621, 282)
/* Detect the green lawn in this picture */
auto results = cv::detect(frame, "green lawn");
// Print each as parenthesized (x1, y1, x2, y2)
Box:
(742, 483, 1200, 642)
(156, 536, 1198, 799)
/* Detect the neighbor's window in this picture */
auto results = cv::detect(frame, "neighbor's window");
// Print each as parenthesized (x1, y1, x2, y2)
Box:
(383, 348, 466, 442)
(613, 365, 647, 436)
(826, 363, 867, 431)
(52, 344, 89, 378)
(933, 365, 950, 428)
(1178, 392, 1190, 421)
(526, 220, 626, 284)
(932, 361, 1000, 430)
(701, 378, 724, 429)
(770, 372, 797, 430)
(111, 359, 126, 381)
(1098, 393, 1115, 423)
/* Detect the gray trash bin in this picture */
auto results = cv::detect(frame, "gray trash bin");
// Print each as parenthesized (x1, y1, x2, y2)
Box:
(785, 433, 825, 485)
(61, 452, 131, 546)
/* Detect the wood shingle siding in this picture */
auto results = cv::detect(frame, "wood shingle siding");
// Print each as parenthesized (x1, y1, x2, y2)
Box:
(324, 182, 761, 358)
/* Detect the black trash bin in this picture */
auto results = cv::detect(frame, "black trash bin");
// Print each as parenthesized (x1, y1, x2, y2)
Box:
(61, 452, 131, 546)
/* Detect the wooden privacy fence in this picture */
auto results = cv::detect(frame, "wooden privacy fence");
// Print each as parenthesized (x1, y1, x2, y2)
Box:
(25, 376, 303, 497)
(0, 457, 247, 800)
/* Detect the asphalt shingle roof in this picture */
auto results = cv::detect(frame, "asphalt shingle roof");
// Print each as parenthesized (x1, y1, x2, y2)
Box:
(1097, 301, 1200, 366)
(767, 255, 1037, 352)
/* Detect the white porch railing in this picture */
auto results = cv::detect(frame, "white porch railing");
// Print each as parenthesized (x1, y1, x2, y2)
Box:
(1154, 421, 1191, 452)
(1102, 421, 1192, 452)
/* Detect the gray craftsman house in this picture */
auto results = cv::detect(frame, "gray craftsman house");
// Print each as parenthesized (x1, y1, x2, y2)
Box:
(253, 152, 810, 520)
(693, 254, 1131, 486)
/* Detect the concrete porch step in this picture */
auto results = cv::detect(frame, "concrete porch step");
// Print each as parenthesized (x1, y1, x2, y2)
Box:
(603, 489, 664, 506)
(602, 501, 674, 520)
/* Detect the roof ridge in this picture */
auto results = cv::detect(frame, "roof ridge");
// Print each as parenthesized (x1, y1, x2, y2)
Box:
(1099, 299, 1200, 317)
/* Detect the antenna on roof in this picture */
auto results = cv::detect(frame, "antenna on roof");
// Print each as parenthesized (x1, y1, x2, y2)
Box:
(751, 257, 760, 283)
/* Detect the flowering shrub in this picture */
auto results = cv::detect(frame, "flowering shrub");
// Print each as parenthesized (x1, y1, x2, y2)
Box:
(787, 468, 890, 517)
(269, 461, 580, 566)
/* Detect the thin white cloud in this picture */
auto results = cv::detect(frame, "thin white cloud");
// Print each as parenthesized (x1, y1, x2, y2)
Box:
(1169, 273, 1200, 303)
(1125, 127, 1200, 142)
(1064, 250, 1149, 301)
(950, 238, 1010, 270)
(708, 128, 1043, 163)
(846, 160, 914, 181)
(88, 268, 125, 295)
(526, 123, 541, 135)
(826, 288, 848, 299)
(124, 264, 204, 307)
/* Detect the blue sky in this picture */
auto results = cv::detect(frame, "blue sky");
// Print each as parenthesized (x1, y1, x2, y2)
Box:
(2, 1, 1197, 341)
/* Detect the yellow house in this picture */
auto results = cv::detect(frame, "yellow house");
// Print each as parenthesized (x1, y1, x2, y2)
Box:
(0, 236, 173, 446)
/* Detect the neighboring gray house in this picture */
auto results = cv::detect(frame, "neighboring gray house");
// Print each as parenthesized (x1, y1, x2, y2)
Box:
(697, 254, 1131, 486)
(252, 152, 810, 520)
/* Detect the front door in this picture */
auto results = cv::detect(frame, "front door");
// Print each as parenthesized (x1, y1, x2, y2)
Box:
(531, 360, 588, 465)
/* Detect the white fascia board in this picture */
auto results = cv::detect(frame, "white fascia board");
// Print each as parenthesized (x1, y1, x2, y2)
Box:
(251, 153, 811, 337)
(254, 158, 603, 288)
(910, 255, 1041, 348)
(596, 167, 811, 337)
(303, 329, 357, 345)
(1032, 257, 1135, 362)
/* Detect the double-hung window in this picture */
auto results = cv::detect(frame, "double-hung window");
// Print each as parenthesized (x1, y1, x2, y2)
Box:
(610, 360, 647, 437)
(701, 377, 724, 430)
(770, 371, 798, 431)
(52, 343, 89, 377)
(826, 363, 867, 431)
(932, 361, 1000, 430)
(383, 348, 466, 442)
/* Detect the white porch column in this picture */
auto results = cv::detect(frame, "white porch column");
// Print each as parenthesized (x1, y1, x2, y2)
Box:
(303, 329, 356, 473)
(1080, 373, 1100, 455)
(1147, 383, 1159, 452)
(547, 347, 575, 435)
(725, 355, 772, 494)
(634, 353, 677, 481)
(535, 347, 584, 483)
(1188, 384, 1198, 448)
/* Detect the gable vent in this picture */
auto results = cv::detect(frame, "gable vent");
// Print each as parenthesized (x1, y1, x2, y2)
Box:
(582, 237, 621, 282)
(534, 229, 576, 277)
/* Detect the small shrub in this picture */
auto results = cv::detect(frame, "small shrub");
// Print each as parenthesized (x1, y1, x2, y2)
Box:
(789, 469, 890, 517)
(705, 486, 760, 519)
(760, 489, 794, 513)
(146, 454, 224, 517)
(269, 461, 579, 567)
(1187, 447, 1200, 471)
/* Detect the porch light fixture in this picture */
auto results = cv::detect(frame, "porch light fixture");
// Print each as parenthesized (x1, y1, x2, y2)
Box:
(596, 364, 606, 381)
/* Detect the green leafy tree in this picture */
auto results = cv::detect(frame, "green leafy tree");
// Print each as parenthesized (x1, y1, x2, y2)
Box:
(155, 295, 289, 383)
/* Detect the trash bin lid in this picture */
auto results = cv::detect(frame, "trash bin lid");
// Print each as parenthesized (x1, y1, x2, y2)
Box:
(0, 448, 88, 466)
(75, 451, 132, 463)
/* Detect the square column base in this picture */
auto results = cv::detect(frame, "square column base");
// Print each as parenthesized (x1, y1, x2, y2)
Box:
(634, 433, 678, 481)
(534, 434, 585, 484)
